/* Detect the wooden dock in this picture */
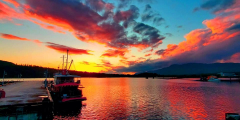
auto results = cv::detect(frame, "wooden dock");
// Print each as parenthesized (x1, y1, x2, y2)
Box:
(0, 81, 54, 119)
(0, 81, 48, 106)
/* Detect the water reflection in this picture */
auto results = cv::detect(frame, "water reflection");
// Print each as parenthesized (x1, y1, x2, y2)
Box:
(80, 78, 240, 119)
(1, 78, 240, 119)
(53, 102, 83, 119)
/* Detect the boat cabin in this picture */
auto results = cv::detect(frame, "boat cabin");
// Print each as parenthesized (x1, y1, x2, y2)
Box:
(54, 75, 80, 85)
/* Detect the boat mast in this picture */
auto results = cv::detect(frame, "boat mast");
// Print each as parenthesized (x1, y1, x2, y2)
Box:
(66, 50, 69, 70)
(62, 55, 64, 70)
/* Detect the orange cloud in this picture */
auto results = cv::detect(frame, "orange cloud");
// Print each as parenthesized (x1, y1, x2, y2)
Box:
(120, 60, 136, 66)
(0, 2, 28, 21)
(31, 21, 66, 34)
(0, 33, 30, 41)
(46, 42, 93, 55)
(145, 53, 151, 57)
(120, 56, 148, 66)
(121, 72, 136, 75)
(32, 40, 42, 46)
(157, 6, 240, 60)
(2, 0, 20, 7)
(101, 49, 128, 58)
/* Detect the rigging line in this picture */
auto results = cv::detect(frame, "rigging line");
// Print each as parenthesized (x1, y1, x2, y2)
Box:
(68, 54, 76, 71)
(73, 61, 77, 71)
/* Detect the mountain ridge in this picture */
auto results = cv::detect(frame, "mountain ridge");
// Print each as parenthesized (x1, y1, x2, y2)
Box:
(146, 63, 240, 75)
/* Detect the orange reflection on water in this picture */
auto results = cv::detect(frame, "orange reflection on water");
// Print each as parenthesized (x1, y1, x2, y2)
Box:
(81, 78, 131, 119)
(78, 78, 238, 119)
(166, 81, 207, 119)
(166, 80, 236, 119)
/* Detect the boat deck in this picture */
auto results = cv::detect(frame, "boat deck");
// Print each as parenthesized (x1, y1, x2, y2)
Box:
(0, 81, 48, 106)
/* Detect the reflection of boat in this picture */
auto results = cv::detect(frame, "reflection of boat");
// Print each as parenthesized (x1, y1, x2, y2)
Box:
(49, 50, 86, 103)
(207, 75, 220, 82)
(53, 101, 83, 117)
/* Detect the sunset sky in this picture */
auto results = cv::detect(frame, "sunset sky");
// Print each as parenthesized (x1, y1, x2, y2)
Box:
(0, 0, 240, 74)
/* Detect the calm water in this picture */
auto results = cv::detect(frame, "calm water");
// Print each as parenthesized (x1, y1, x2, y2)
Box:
(2, 78, 240, 119)
(56, 78, 240, 120)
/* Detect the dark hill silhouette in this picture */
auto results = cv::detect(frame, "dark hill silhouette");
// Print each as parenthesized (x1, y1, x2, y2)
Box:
(149, 63, 240, 75)
(0, 60, 131, 78)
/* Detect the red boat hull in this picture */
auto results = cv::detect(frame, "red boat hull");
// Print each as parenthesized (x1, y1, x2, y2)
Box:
(62, 97, 87, 102)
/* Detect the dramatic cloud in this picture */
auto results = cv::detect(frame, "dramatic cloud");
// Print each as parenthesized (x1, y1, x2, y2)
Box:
(120, 56, 148, 66)
(227, 23, 240, 31)
(114, 5, 139, 23)
(120, 60, 137, 66)
(0, 2, 25, 20)
(144, 4, 151, 12)
(196, 0, 236, 13)
(45, 42, 93, 55)
(115, 0, 240, 73)
(16, 0, 164, 51)
(101, 49, 127, 58)
(0, 33, 30, 41)
(155, 49, 165, 56)
(132, 23, 165, 49)
(101, 59, 112, 67)
(2, 0, 20, 7)
(86, 0, 114, 12)
(141, 4, 164, 26)
(0, 33, 44, 47)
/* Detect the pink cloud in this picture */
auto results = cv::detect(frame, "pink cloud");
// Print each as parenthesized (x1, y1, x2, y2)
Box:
(145, 53, 151, 57)
(217, 53, 240, 63)
(0, 33, 30, 41)
(46, 42, 93, 55)
(2, 0, 20, 7)
(101, 49, 128, 58)
(32, 40, 42, 46)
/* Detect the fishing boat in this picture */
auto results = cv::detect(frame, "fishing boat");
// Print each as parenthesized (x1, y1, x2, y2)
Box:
(49, 50, 86, 103)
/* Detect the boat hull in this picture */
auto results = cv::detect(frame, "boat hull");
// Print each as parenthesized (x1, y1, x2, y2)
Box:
(62, 97, 87, 102)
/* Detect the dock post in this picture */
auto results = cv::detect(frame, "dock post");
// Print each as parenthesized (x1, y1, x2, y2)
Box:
(42, 98, 53, 119)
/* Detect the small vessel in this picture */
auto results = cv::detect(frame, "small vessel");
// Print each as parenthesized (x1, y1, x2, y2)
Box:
(49, 50, 86, 103)
(207, 75, 220, 82)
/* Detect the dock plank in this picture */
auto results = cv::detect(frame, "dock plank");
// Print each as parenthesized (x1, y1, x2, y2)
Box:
(0, 81, 47, 106)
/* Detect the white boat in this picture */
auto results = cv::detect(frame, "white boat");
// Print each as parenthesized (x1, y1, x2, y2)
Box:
(207, 75, 220, 82)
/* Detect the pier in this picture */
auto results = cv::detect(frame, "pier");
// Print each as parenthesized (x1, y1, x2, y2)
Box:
(0, 81, 48, 106)
(0, 81, 53, 119)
